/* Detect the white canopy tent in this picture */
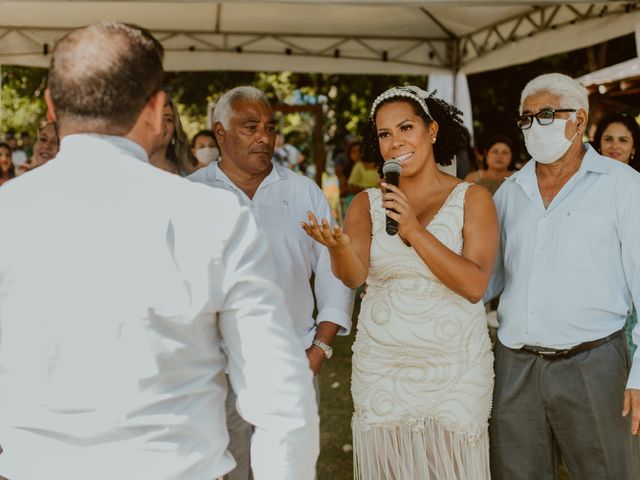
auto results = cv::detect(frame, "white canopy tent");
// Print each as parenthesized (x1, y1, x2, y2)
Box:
(577, 56, 640, 87)
(0, 1, 638, 178)
(2, 1, 637, 148)
(0, 1, 637, 76)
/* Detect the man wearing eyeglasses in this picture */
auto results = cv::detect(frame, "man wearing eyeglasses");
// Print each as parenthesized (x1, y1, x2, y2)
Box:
(486, 73, 640, 479)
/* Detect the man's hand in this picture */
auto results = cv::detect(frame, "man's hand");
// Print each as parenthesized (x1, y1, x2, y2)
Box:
(306, 345, 326, 376)
(622, 388, 640, 434)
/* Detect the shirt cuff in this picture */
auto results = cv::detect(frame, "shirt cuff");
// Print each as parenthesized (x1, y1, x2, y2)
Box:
(627, 354, 640, 389)
(316, 307, 352, 337)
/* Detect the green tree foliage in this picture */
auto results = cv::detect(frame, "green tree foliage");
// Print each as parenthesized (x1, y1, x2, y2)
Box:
(1, 66, 48, 137)
(1, 32, 634, 159)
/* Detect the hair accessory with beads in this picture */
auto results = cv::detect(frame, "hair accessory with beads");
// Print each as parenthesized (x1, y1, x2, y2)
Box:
(369, 86, 434, 121)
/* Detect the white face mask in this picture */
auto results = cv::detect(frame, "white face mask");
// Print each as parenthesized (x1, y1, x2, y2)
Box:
(523, 112, 577, 165)
(195, 147, 219, 166)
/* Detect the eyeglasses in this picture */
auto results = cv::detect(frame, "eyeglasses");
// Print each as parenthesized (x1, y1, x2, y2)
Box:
(516, 108, 576, 130)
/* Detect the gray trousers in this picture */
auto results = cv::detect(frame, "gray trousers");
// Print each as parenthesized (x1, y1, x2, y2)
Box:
(490, 334, 640, 480)
(223, 375, 320, 480)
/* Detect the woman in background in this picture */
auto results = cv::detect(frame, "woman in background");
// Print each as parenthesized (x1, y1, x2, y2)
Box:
(149, 100, 197, 176)
(17, 121, 60, 174)
(32, 121, 60, 166)
(592, 112, 640, 171)
(593, 112, 640, 356)
(191, 129, 219, 169)
(464, 135, 515, 195)
(0, 142, 15, 186)
(340, 140, 380, 210)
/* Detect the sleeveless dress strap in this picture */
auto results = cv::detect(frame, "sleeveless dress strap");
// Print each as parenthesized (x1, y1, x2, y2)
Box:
(450, 181, 471, 208)
(365, 188, 386, 234)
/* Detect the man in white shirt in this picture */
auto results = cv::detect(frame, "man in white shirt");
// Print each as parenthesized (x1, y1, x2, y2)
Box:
(0, 22, 318, 480)
(486, 73, 640, 479)
(189, 86, 354, 480)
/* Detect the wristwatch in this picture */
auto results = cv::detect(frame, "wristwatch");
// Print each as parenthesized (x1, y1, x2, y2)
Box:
(312, 339, 333, 359)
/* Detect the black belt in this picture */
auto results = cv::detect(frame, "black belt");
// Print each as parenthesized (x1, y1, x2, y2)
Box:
(518, 329, 624, 360)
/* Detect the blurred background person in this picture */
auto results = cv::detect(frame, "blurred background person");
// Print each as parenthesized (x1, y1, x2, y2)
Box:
(273, 132, 304, 170)
(465, 135, 516, 195)
(6, 130, 27, 169)
(191, 128, 219, 169)
(340, 140, 380, 210)
(0, 141, 15, 186)
(332, 134, 354, 180)
(149, 99, 197, 176)
(16, 121, 60, 174)
(21, 131, 33, 159)
(336, 139, 359, 192)
(592, 112, 640, 172)
(321, 161, 342, 223)
(33, 121, 60, 166)
(455, 128, 476, 180)
(345, 142, 380, 190)
(593, 112, 640, 356)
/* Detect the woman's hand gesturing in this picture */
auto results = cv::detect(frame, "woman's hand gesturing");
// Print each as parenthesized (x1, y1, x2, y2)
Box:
(300, 211, 350, 249)
(381, 182, 422, 243)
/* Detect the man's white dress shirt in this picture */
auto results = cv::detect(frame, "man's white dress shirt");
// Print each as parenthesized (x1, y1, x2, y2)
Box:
(189, 161, 354, 349)
(486, 145, 640, 388)
(0, 134, 319, 480)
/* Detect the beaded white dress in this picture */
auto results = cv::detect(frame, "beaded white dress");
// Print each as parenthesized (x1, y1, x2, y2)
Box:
(351, 184, 493, 480)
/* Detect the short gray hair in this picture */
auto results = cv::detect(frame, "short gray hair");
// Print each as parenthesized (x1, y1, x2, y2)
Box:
(519, 73, 589, 115)
(212, 86, 270, 129)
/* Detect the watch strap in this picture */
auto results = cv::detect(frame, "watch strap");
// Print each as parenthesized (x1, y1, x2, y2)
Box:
(312, 339, 333, 359)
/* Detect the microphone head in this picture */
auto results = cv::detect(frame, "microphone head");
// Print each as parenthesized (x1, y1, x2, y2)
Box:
(382, 160, 402, 176)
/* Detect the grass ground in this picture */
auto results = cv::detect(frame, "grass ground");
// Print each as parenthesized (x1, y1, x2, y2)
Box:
(317, 322, 356, 480)
(315, 304, 570, 480)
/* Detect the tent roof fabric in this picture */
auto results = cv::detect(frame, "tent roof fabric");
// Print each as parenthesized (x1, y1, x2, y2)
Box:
(0, 1, 638, 74)
(577, 57, 640, 86)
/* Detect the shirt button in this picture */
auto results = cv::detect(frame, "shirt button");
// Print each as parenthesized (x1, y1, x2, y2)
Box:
(532, 276, 538, 281)
(531, 311, 536, 315)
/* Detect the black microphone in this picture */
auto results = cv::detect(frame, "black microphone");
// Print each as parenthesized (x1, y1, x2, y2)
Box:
(382, 160, 402, 236)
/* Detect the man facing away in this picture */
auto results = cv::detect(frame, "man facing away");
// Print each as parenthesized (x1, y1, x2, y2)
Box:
(189, 86, 354, 480)
(0, 22, 318, 480)
(487, 72, 640, 479)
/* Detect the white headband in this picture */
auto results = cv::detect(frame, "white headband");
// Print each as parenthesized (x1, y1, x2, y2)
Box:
(370, 86, 433, 121)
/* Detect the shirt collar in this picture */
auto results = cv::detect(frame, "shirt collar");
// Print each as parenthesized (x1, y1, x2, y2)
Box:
(580, 144, 610, 174)
(60, 134, 149, 163)
(510, 143, 609, 186)
(206, 159, 286, 188)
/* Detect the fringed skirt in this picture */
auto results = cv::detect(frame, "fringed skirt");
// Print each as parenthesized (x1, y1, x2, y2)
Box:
(352, 417, 490, 480)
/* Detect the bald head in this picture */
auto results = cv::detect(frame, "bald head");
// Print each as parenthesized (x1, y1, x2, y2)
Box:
(48, 22, 164, 135)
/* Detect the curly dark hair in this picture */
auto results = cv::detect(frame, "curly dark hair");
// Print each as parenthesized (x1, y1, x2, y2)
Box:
(592, 112, 640, 172)
(361, 93, 467, 177)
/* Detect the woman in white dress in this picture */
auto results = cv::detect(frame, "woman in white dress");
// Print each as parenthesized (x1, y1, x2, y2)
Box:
(302, 86, 498, 479)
